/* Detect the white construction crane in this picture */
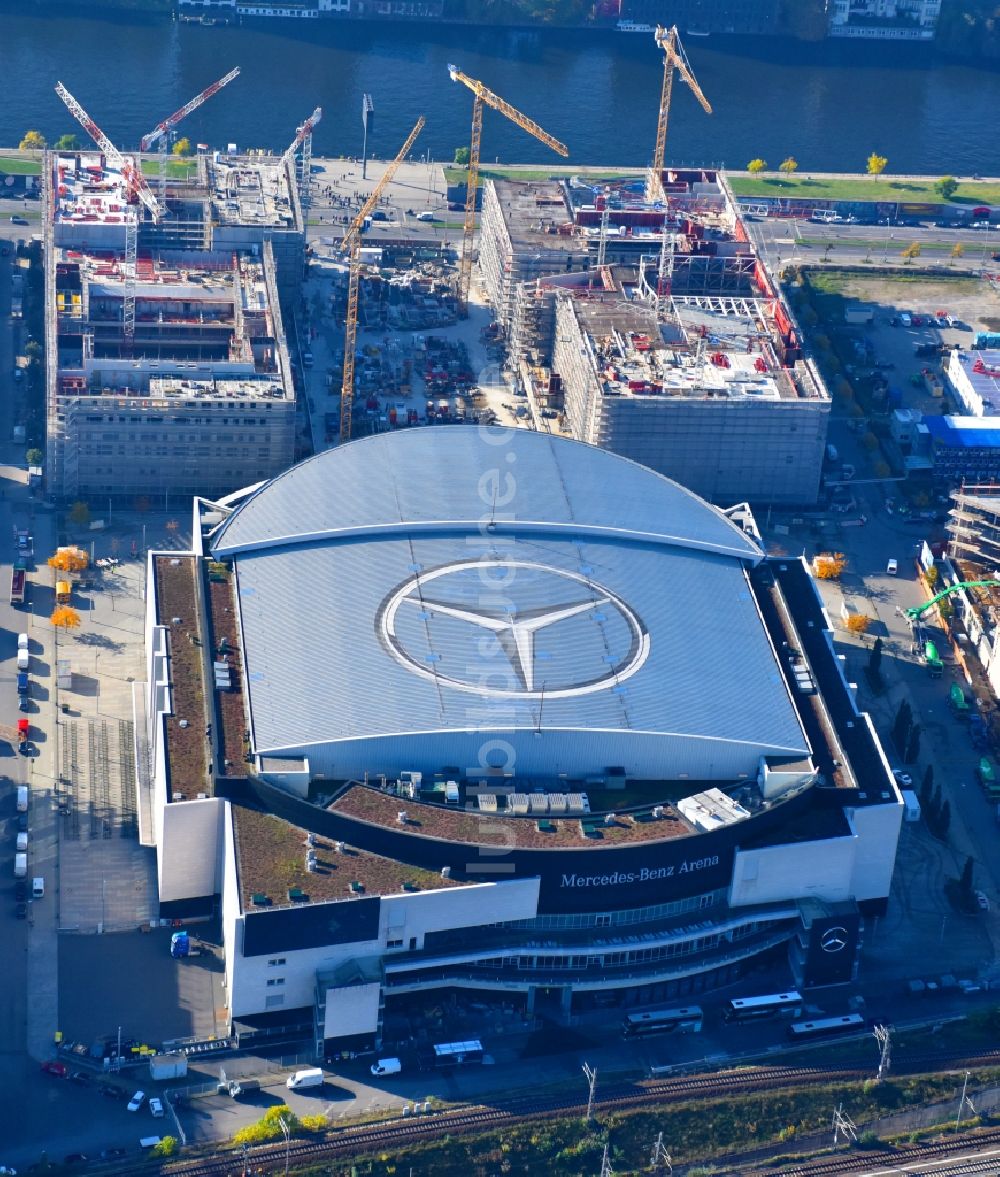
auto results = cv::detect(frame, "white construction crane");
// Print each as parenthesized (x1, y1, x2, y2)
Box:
(140, 66, 241, 197)
(281, 106, 322, 206)
(140, 67, 241, 151)
(55, 81, 166, 349)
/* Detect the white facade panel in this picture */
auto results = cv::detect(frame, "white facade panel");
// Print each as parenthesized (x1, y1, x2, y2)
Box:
(847, 801, 903, 902)
(380, 878, 539, 946)
(730, 836, 855, 907)
(158, 798, 226, 903)
(324, 982, 381, 1039)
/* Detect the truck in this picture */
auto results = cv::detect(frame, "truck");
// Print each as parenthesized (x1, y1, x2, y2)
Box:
(16, 529, 33, 560)
(17, 718, 29, 751)
(900, 789, 921, 822)
(286, 1067, 324, 1091)
(950, 682, 970, 715)
(10, 567, 25, 606)
(148, 1053, 188, 1082)
(55, 581, 71, 605)
(170, 931, 190, 958)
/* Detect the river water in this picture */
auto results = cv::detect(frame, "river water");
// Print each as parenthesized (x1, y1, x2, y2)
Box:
(0, 6, 998, 174)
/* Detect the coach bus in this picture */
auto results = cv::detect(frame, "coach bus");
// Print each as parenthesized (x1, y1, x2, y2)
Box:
(787, 1014, 865, 1041)
(723, 991, 803, 1023)
(622, 1006, 704, 1039)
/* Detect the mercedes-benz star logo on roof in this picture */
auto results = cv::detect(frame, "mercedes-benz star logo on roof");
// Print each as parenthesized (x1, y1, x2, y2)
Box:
(377, 560, 650, 700)
(820, 926, 849, 953)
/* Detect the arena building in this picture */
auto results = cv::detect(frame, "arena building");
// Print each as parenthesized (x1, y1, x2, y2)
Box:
(142, 428, 902, 1055)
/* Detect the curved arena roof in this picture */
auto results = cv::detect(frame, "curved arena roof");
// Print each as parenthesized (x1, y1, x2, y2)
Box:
(212, 429, 808, 780)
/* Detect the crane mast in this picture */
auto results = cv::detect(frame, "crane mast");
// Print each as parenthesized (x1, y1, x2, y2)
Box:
(648, 26, 712, 203)
(281, 106, 322, 208)
(447, 64, 568, 317)
(55, 81, 167, 349)
(339, 116, 425, 442)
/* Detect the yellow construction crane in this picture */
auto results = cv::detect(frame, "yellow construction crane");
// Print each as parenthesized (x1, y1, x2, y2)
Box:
(338, 115, 425, 442)
(648, 25, 712, 203)
(448, 64, 569, 316)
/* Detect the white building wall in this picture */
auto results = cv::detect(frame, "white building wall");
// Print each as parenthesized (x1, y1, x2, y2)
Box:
(380, 878, 539, 949)
(158, 797, 226, 903)
(224, 871, 539, 1021)
(847, 799, 903, 902)
(730, 836, 856, 907)
(222, 802, 241, 1019)
(264, 728, 804, 786)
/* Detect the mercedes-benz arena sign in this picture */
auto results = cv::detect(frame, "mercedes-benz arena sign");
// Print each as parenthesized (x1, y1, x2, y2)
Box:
(378, 560, 651, 700)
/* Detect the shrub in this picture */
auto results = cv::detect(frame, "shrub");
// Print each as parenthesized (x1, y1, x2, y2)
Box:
(151, 1136, 177, 1158)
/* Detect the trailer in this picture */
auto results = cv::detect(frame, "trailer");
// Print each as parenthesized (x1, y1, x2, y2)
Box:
(149, 1053, 188, 1081)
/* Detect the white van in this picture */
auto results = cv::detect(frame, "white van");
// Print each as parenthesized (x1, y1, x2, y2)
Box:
(16, 786, 28, 812)
(32, 877, 43, 898)
(286, 1067, 324, 1090)
(14, 852, 26, 879)
(370, 1057, 402, 1077)
(16, 648, 28, 671)
(16, 832, 27, 852)
(17, 633, 28, 651)
(886, 558, 898, 575)
(899, 311, 912, 327)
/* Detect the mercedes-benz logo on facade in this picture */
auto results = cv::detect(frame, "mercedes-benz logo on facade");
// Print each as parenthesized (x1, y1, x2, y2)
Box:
(820, 926, 849, 953)
(377, 559, 650, 700)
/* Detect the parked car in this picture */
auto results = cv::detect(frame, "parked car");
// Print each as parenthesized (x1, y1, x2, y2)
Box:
(127, 1090, 146, 1112)
(149, 1097, 164, 1118)
(40, 1061, 68, 1078)
(975, 890, 990, 911)
(69, 1071, 90, 1085)
(892, 769, 913, 788)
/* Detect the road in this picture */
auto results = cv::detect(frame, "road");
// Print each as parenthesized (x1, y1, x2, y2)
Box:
(748, 215, 1000, 271)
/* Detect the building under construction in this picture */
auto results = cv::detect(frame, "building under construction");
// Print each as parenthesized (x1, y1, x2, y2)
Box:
(43, 143, 308, 501)
(46, 240, 295, 502)
(482, 172, 828, 506)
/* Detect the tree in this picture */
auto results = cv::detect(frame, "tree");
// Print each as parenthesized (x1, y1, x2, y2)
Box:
(814, 552, 846, 579)
(746, 158, 767, 174)
(925, 565, 939, 588)
(453, 146, 470, 166)
(150, 1137, 177, 1158)
(893, 699, 913, 752)
(866, 152, 888, 177)
(53, 133, 80, 151)
(233, 1104, 301, 1146)
(868, 636, 883, 677)
(929, 782, 942, 818)
(778, 156, 798, 175)
(937, 799, 951, 838)
(69, 501, 90, 527)
(935, 175, 958, 201)
(19, 130, 46, 152)
(861, 430, 879, 452)
(901, 242, 922, 262)
(172, 136, 192, 158)
(960, 855, 975, 894)
(48, 546, 88, 574)
(951, 242, 965, 262)
(845, 613, 871, 635)
(904, 722, 921, 764)
(50, 606, 81, 630)
(25, 448, 43, 467)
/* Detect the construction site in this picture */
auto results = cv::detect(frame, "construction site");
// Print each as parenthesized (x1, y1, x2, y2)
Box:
(32, 25, 831, 509)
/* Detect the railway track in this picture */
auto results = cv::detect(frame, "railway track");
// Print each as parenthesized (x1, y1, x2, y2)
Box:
(159, 1051, 1000, 1177)
(771, 1129, 1000, 1175)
